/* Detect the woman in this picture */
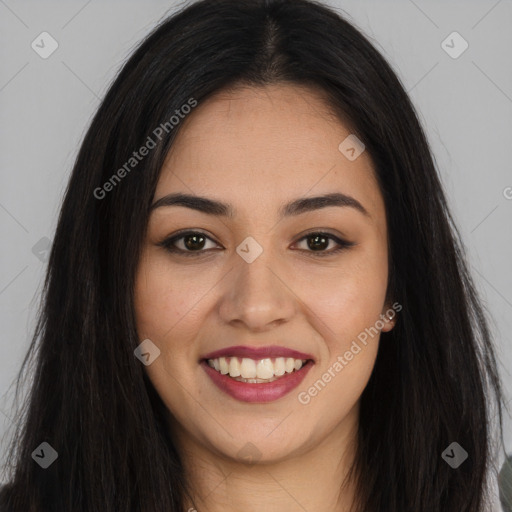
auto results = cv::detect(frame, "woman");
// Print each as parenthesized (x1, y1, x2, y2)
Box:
(0, 0, 507, 510)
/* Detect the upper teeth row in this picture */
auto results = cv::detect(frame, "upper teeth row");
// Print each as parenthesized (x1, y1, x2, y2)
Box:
(207, 357, 307, 379)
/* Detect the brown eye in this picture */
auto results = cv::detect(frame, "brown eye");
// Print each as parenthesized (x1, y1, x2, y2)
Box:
(183, 233, 207, 251)
(294, 232, 355, 256)
(306, 233, 330, 251)
(158, 231, 220, 256)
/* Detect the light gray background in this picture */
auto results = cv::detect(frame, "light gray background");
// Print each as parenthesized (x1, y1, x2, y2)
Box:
(0, 0, 511, 502)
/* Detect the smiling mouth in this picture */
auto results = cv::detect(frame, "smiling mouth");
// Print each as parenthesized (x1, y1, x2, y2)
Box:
(204, 356, 312, 383)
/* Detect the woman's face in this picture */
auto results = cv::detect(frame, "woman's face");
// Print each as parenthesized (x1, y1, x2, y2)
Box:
(134, 84, 394, 463)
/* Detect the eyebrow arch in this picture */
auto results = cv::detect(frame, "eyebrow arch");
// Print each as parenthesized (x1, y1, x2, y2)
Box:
(149, 192, 370, 218)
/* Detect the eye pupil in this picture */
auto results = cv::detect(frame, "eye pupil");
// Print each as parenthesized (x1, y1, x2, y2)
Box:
(184, 233, 206, 250)
(308, 234, 328, 251)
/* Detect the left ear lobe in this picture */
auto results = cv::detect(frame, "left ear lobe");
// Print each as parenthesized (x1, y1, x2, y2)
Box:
(380, 308, 398, 332)
(381, 316, 396, 332)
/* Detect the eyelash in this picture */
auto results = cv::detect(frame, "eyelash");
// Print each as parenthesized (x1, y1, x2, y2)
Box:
(157, 230, 355, 258)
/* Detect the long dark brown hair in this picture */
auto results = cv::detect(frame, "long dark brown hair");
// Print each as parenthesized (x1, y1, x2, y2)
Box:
(0, 0, 507, 510)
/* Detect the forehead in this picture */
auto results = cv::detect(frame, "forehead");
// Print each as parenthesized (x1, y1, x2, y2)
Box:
(155, 84, 384, 221)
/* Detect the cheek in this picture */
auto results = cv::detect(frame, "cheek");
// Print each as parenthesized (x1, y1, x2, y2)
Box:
(294, 254, 386, 422)
(294, 245, 388, 342)
(134, 253, 212, 341)
(133, 255, 208, 411)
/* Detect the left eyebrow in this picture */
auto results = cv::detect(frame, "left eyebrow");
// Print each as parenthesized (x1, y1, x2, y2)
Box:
(149, 192, 370, 218)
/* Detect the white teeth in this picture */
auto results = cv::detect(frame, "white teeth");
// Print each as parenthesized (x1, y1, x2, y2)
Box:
(240, 358, 257, 378)
(274, 357, 285, 376)
(219, 357, 229, 375)
(256, 358, 274, 379)
(228, 357, 241, 377)
(206, 356, 309, 381)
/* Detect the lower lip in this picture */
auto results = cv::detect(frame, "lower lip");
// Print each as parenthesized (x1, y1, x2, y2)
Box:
(200, 360, 314, 403)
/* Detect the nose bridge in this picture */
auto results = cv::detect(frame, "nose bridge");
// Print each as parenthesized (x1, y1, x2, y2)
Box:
(219, 236, 296, 329)
(237, 247, 277, 294)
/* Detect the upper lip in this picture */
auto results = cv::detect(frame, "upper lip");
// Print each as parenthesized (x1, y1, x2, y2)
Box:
(201, 345, 315, 362)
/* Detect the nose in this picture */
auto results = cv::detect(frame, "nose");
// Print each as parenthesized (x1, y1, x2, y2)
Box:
(218, 247, 297, 332)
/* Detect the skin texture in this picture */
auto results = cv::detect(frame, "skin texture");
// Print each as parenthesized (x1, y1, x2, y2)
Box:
(134, 83, 396, 512)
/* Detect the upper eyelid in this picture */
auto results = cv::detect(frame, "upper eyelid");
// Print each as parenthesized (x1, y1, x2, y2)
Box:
(166, 229, 220, 246)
